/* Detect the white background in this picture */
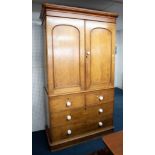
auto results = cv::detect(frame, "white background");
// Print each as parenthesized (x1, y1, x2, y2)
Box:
(0, 0, 155, 155)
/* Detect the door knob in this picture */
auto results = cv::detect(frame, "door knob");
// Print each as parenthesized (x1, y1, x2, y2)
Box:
(86, 51, 90, 57)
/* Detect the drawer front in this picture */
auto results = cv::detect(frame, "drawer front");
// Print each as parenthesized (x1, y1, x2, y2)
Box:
(51, 108, 85, 127)
(86, 101, 114, 118)
(86, 89, 114, 106)
(51, 123, 86, 142)
(50, 94, 85, 113)
(85, 102, 114, 132)
(85, 116, 113, 133)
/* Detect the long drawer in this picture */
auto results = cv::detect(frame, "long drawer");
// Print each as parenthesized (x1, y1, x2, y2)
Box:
(51, 108, 85, 127)
(86, 89, 114, 106)
(49, 93, 85, 113)
(51, 123, 86, 142)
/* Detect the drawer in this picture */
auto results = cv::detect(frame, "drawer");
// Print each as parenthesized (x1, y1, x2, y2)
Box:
(85, 116, 113, 133)
(49, 94, 85, 113)
(86, 101, 114, 118)
(51, 123, 86, 142)
(86, 89, 114, 106)
(51, 108, 85, 127)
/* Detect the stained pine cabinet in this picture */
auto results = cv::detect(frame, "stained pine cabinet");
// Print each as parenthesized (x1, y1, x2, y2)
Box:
(41, 3, 118, 151)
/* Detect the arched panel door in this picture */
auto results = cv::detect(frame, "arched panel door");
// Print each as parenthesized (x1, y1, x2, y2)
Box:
(86, 21, 116, 90)
(46, 17, 85, 94)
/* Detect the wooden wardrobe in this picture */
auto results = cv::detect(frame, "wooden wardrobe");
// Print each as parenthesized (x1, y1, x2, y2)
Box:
(41, 3, 118, 150)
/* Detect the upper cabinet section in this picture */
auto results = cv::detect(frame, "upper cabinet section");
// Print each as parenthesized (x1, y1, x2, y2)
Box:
(46, 17, 85, 94)
(41, 3, 118, 95)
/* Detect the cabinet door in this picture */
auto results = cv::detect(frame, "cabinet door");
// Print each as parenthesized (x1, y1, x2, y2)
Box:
(46, 17, 85, 94)
(85, 21, 115, 90)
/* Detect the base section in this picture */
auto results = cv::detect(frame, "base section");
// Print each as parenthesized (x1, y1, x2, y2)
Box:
(45, 126, 114, 151)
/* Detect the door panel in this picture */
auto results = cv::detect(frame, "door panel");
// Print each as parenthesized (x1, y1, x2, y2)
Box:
(86, 21, 115, 90)
(53, 25, 80, 88)
(46, 17, 85, 94)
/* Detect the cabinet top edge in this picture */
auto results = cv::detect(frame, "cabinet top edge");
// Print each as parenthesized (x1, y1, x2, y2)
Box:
(40, 3, 118, 20)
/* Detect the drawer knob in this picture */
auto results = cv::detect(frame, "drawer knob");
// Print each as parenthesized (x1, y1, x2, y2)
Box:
(98, 121, 103, 127)
(67, 129, 72, 135)
(66, 115, 72, 120)
(98, 108, 103, 113)
(98, 96, 104, 101)
(66, 101, 72, 107)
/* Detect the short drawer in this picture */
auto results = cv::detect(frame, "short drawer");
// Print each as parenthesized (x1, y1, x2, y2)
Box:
(86, 101, 114, 118)
(86, 89, 114, 106)
(49, 93, 85, 113)
(51, 123, 86, 142)
(51, 108, 85, 127)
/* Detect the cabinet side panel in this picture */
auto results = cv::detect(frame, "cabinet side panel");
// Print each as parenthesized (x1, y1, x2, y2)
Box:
(44, 90, 50, 128)
(43, 18, 48, 90)
(43, 18, 50, 129)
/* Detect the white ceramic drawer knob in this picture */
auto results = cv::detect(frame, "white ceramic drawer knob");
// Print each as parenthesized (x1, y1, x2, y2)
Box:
(98, 96, 104, 101)
(67, 129, 72, 135)
(66, 101, 72, 107)
(66, 115, 72, 120)
(98, 108, 103, 113)
(98, 122, 103, 127)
